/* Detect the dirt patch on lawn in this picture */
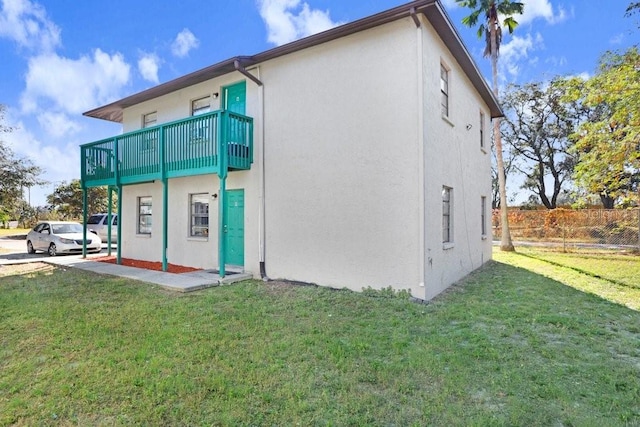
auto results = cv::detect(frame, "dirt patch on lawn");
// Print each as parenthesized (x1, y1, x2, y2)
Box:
(0, 262, 56, 277)
(93, 256, 201, 274)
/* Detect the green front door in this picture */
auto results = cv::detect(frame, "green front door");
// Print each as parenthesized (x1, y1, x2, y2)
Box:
(222, 81, 246, 114)
(224, 189, 244, 266)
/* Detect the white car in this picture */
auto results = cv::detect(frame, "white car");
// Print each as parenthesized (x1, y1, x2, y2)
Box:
(87, 213, 118, 243)
(26, 221, 102, 256)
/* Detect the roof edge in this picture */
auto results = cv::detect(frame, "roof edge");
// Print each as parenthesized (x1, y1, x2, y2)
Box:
(84, 0, 502, 122)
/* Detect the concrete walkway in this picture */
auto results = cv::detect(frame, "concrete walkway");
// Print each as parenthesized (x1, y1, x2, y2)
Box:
(0, 238, 252, 292)
(46, 256, 253, 292)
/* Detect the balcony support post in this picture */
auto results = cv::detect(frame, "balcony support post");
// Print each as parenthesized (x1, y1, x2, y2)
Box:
(106, 187, 113, 256)
(160, 126, 168, 272)
(82, 184, 88, 258)
(217, 111, 228, 278)
(116, 184, 122, 265)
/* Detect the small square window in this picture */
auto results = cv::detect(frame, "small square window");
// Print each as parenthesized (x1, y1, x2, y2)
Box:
(138, 196, 152, 235)
(192, 96, 211, 116)
(143, 112, 157, 128)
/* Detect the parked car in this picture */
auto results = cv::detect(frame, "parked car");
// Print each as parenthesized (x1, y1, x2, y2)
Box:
(87, 213, 118, 243)
(26, 221, 102, 256)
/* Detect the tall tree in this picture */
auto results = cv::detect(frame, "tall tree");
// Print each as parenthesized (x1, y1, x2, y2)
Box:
(47, 179, 115, 220)
(569, 47, 640, 208)
(491, 135, 517, 209)
(501, 78, 581, 209)
(456, 0, 524, 251)
(0, 105, 44, 224)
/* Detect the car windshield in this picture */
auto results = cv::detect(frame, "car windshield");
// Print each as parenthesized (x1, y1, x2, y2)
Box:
(51, 223, 83, 234)
(87, 215, 103, 225)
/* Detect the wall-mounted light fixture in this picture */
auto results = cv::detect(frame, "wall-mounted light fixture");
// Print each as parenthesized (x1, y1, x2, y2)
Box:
(465, 124, 473, 130)
(212, 92, 219, 99)
(212, 193, 218, 199)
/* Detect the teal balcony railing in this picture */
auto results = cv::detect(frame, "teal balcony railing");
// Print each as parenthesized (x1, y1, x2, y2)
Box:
(81, 110, 253, 187)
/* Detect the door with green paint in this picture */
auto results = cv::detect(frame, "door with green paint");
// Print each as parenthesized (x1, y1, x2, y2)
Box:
(222, 81, 246, 114)
(224, 189, 244, 266)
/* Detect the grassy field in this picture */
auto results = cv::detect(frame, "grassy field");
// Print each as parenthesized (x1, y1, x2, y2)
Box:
(1, 250, 639, 425)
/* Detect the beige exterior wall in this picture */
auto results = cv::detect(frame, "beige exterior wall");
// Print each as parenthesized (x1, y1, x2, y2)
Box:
(116, 14, 492, 300)
(259, 18, 423, 296)
(420, 20, 493, 299)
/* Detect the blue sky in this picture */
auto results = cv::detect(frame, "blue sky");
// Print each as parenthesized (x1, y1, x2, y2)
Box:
(0, 0, 638, 206)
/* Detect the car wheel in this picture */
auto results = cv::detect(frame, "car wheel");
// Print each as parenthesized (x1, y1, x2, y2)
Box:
(47, 243, 57, 257)
(27, 240, 36, 254)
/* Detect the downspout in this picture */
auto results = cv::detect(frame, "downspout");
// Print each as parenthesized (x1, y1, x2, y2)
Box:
(234, 60, 263, 87)
(411, 6, 427, 301)
(256, 67, 269, 280)
(234, 60, 269, 279)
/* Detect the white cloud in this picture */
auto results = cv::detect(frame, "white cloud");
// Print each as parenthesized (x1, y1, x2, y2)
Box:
(36, 111, 82, 138)
(514, 0, 568, 26)
(257, 0, 343, 46)
(500, 32, 543, 78)
(0, 0, 60, 52)
(610, 33, 624, 45)
(21, 48, 131, 115)
(567, 71, 590, 81)
(2, 114, 81, 204)
(138, 52, 161, 83)
(171, 28, 199, 58)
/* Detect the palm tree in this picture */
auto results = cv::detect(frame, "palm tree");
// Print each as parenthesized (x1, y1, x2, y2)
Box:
(456, 0, 523, 251)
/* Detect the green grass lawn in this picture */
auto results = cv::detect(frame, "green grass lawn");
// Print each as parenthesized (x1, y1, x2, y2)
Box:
(1, 250, 639, 426)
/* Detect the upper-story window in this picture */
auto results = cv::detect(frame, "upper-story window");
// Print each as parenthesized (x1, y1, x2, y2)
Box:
(480, 111, 486, 150)
(440, 63, 449, 117)
(142, 111, 157, 128)
(192, 96, 211, 116)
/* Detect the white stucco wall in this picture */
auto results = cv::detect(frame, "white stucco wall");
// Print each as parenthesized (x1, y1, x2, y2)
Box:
(259, 18, 424, 296)
(420, 20, 493, 300)
(115, 13, 493, 300)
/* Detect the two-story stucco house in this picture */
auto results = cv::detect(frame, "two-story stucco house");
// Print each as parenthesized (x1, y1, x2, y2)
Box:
(80, 0, 501, 300)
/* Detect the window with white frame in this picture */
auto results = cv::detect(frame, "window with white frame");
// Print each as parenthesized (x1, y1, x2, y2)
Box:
(142, 112, 158, 151)
(143, 112, 157, 128)
(191, 96, 212, 143)
(481, 196, 487, 237)
(190, 193, 209, 237)
(192, 96, 211, 116)
(480, 111, 486, 149)
(440, 63, 449, 117)
(442, 186, 453, 243)
(138, 196, 152, 235)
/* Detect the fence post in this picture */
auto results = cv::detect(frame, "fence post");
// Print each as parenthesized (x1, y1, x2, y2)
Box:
(562, 209, 567, 253)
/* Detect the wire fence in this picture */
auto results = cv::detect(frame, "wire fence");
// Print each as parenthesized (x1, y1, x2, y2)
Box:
(493, 208, 640, 251)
